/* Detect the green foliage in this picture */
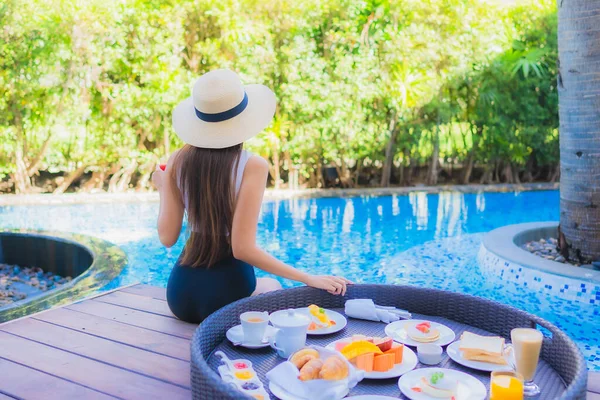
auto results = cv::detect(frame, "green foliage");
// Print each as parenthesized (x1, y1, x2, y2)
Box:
(0, 0, 558, 192)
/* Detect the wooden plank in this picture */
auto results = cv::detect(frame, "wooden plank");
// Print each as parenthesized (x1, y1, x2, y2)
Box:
(66, 300, 196, 339)
(94, 290, 174, 318)
(0, 331, 190, 400)
(33, 307, 190, 361)
(0, 283, 139, 329)
(0, 358, 114, 400)
(121, 284, 167, 301)
(1, 319, 190, 388)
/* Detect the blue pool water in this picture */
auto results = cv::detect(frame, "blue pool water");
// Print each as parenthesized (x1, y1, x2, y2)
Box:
(1, 190, 598, 370)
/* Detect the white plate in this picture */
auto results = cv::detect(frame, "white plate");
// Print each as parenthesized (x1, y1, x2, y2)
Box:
(225, 324, 276, 349)
(385, 320, 456, 347)
(296, 307, 347, 335)
(398, 368, 487, 400)
(446, 340, 514, 372)
(269, 381, 349, 400)
(326, 339, 418, 379)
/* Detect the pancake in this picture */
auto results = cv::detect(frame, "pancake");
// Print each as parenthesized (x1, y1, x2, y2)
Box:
(407, 324, 440, 343)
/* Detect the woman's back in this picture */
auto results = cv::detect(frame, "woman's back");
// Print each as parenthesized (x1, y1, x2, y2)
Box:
(153, 69, 349, 324)
(175, 148, 252, 225)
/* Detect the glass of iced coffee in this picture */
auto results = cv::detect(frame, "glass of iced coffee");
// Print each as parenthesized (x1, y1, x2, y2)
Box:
(511, 328, 543, 397)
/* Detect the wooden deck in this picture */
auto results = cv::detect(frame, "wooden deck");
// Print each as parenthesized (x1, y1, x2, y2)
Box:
(0, 283, 598, 399)
(0, 284, 196, 400)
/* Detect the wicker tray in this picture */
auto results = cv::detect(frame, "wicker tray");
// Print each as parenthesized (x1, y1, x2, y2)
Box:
(191, 285, 588, 400)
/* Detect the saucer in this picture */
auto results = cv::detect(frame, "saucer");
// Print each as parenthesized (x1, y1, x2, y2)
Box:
(226, 324, 276, 349)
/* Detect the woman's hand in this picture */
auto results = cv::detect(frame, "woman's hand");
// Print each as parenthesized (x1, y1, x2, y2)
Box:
(305, 275, 353, 296)
(152, 165, 167, 191)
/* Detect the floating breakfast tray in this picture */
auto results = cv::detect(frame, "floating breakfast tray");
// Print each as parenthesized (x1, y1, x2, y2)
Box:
(191, 285, 588, 400)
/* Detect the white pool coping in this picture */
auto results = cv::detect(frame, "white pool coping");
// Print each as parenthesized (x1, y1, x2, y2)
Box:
(481, 222, 600, 283)
(0, 182, 559, 206)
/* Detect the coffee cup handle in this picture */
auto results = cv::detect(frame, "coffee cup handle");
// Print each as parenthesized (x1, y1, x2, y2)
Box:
(269, 328, 284, 353)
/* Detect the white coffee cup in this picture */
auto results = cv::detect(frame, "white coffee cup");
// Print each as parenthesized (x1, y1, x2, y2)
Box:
(240, 311, 269, 345)
(269, 309, 310, 358)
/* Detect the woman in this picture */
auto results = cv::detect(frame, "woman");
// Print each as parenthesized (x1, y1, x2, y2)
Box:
(152, 69, 351, 323)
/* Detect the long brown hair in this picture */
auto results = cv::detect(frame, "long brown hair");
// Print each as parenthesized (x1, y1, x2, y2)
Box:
(174, 143, 243, 267)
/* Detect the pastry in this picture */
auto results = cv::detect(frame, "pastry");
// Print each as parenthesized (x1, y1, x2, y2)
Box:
(419, 371, 457, 398)
(298, 358, 324, 381)
(290, 348, 320, 369)
(319, 356, 349, 380)
(308, 305, 336, 330)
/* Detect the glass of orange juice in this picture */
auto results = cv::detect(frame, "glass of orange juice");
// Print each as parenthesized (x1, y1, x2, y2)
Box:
(490, 371, 524, 400)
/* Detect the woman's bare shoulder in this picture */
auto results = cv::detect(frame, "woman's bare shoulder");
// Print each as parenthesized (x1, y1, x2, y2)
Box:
(245, 155, 269, 172)
(167, 148, 182, 167)
(242, 155, 269, 186)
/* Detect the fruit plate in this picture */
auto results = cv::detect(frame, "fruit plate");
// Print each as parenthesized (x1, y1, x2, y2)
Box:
(269, 381, 349, 400)
(385, 319, 456, 347)
(398, 368, 486, 400)
(295, 307, 347, 335)
(326, 338, 418, 379)
(446, 340, 514, 372)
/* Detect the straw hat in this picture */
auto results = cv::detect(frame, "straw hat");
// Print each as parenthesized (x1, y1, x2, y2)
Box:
(172, 69, 276, 149)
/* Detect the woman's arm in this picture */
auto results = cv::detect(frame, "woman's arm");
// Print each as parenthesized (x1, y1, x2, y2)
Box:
(153, 151, 184, 247)
(231, 156, 351, 295)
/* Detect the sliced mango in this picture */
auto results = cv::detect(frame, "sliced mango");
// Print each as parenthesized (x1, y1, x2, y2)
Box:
(340, 340, 383, 360)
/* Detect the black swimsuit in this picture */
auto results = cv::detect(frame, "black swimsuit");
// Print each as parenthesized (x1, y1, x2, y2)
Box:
(166, 255, 256, 323)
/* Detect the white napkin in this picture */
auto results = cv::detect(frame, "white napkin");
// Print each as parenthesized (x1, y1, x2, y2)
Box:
(344, 299, 412, 323)
(266, 346, 363, 400)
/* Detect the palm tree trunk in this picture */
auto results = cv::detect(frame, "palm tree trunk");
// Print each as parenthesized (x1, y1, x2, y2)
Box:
(558, 0, 600, 262)
(381, 111, 398, 187)
(427, 125, 440, 185)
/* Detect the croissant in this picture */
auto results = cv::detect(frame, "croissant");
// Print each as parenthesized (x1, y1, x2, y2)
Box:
(290, 348, 320, 369)
(319, 356, 349, 380)
(298, 358, 324, 381)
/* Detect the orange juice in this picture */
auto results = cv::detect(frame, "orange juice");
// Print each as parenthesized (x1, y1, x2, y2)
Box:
(490, 372, 524, 400)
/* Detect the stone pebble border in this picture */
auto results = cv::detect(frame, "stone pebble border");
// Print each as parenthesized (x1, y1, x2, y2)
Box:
(0, 263, 71, 306)
(0, 182, 559, 206)
(522, 237, 573, 265)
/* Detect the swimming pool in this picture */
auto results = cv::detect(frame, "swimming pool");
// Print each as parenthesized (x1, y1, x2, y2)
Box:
(0, 190, 598, 370)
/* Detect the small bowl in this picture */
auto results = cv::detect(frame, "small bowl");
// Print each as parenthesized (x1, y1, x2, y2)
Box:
(417, 343, 443, 365)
